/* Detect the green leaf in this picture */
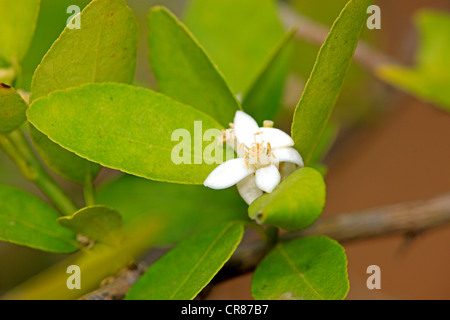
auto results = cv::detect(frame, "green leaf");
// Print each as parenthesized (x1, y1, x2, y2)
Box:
(184, 0, 285, 96)
(29, 0, 138, 184)
(291, 0, 373, 165)
(125, 221, 244, 300)
(308, 122, 339, 174)
(148, 6, 240, 127)
(3, 221, 163, 300)
(98, 174, 248, 245)
(248, 167, 325, 231)
(19, 0, 92, 91)
(242, 30, 294, 123)
(30, 0, 137, 101)
(0, 66, 15, 86)
(0, 83, 28, 133)
(251, 236, 349, 300)
(28, 83, 225, 185)
(377, 11, 450, 111)
(0, 0, 40, 63)
(0, 184, 78, 253)
(29, 130, 101, 184)
(57, 205, 124, 246)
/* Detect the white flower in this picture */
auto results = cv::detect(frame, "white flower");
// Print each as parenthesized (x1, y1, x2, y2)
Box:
(203, 111, 303, 205)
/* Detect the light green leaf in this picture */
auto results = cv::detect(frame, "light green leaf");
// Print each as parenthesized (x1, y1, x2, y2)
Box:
(30, 0, 137, 101)
(28, 83, 225, 185)
(98, 174, 248, 245)
(0, 184, 78, 253)
(0, 0, 40, 63)
(148, 6, 240, 126)
(29, 130, 101, 184)
(252, 236, 349, 300)
(0, 83, 28, 133)
(291, 0, 373, 165)
(0, 66, 15, 86)
(125, 221, 244, 300)
(184, 0, 285, 96)
(57, 205, 124, 246)
(242, 30, 294, 123)
(29, 0, 138, 184)
(377, 11, 450, 111)
(248, 167, 325, 231)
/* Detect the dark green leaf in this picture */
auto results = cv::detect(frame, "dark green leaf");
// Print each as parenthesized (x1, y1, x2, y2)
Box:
(308, 123, 339, 174)
(291, 0, 373, 165)
(0, 184, 78, 253)
(27, 83, 225, 184)
(125, 221, 244, 300)
(0, 83, 28, 133)
(148, 6, 240, 126)
(184, 0, 285, 96)
(57, 205, 124, 246)
(252, 236, 349, 300)
(248, 167, 325, 230)
(97, 174, 248, 245)
(377, 11, 450, 111)
(29, 0, 138, 184)
(242, 30, 294, 123)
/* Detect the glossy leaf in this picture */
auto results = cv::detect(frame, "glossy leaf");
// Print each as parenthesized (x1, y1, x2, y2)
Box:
(29, 0, 138, 184)
(248, 167, 325, 230)
(97, 174, 248, 245)
(0, 184, 78, 253)
(125, 221, 244, 300)
(57, 205, 124, 246)
(184, 0, 285, 96)
(242, 31, 294, 123)
(148, 6, 240, 126)
(252, 236, 349, 300)
(0, 0, 40, 63)
(291, 0, 373, 165)
(377, 11, 450, 111)
(28, 83, 225, 185)
(0, 83, 28, 133)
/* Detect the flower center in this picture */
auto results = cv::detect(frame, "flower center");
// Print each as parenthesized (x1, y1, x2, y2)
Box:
(239, 134, 275, 169)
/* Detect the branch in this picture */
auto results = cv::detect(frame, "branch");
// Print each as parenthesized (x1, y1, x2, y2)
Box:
(0, 130, 78, 216)
(279, 2, 397, 72)
(80, 192, 450, 300)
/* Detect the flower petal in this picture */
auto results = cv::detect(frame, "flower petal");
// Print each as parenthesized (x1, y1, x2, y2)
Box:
(255, 165, 281, 193)
(203, 158, 254, 189)
(234, 110, 260, 147)
(236, 174, 263, 205)
(260, 127, 294, 148)
(272, 147, 304, 166)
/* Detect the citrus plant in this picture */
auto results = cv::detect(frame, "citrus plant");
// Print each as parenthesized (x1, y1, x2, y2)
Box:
(6, 0, 447, 300)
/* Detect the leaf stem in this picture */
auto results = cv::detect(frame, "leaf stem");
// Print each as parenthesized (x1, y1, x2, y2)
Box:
(265, 226, 279, 248)
(0, 129, 78, 216)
